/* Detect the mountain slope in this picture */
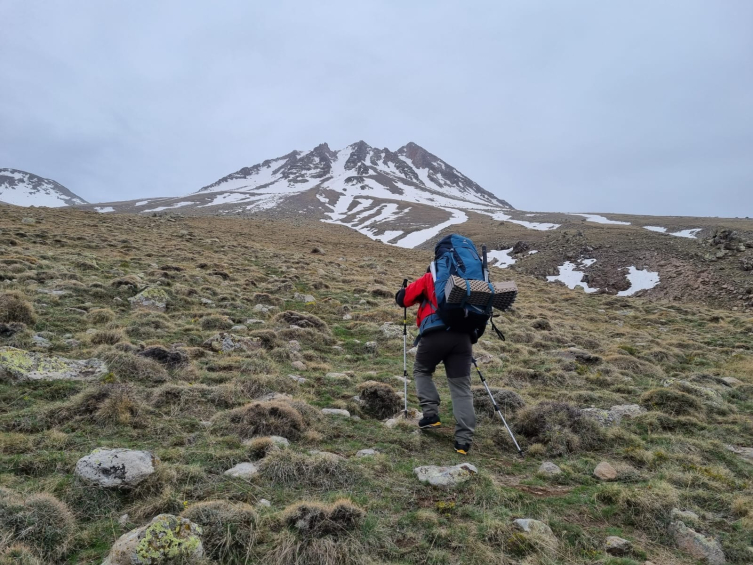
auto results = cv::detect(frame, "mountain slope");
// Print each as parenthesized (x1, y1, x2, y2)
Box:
(0, 168, 87, 207)
(78, 141, 513, 247)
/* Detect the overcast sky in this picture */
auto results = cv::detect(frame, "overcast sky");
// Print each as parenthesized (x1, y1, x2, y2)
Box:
(1, 1, 751, 217)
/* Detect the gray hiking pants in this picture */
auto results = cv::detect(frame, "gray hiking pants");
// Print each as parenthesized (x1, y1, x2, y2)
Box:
(414, 331, 475, 445)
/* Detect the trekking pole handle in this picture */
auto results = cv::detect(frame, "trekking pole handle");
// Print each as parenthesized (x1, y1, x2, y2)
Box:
(402, 279, 408, 334)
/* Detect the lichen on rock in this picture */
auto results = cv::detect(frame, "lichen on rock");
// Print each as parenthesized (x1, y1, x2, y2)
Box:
(0, 347, 107, 382)
(103, 514, 203, 565)
(129, 287, 169, 312)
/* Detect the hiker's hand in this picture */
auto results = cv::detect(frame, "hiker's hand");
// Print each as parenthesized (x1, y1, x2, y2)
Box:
(395, 288, 406, 308)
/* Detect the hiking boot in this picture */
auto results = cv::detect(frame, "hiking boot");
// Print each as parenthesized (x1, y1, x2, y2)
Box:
(454, 441, 471, 455)
(418, 414, 441, 429)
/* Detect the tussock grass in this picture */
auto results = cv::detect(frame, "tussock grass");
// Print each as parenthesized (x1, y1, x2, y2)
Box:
(0, 292, 35, 326)
(259, 450, 356, 489)
(357, 381, 402, 419)
(97, 347, 170, 384)
(0, 545, 43, 565)
(513, 401, 605, 456)
(212, 400, 307, 440)
(182, 500, 257, 563)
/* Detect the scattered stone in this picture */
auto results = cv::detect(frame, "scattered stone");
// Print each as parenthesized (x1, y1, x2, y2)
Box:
(128, 286, 169, 312)
(288, 374, 306, 383)
(380, 322, 404, 339)
(672, 509, 700, 524)
(384, 408, 421, 428)
(102, 514, 203, 565)
(725, 444, 753, 462)
(414, 463, 478, 487)
(224, 462, 259, 479)
(293, 293, 315, 303)
(605, 536, 632, 556)
(269, 436, 290, 447)
(75, 448, 157, 488)
(670, 520, 726, 564)
(252, 304, 276, 315)
(0, 347, 107, 382)
(538, 461, 562, 476)
(342, 313, 352, 320)
(288, 340, 301, 352)
(594, 461, 618, 481)
(321, 408, 350, 418)
(244, 318, 265, 325)
(356, 449, 378, 457)
(512, 518, 558, 548)
(325, 372, 351, 382)
(202, 333, 262, 353)
(31, 335, 52, 348)
(720, 376, 743, 387)
(257, 499, 271, 507)
(581, 407, 614, 426)
(364, 341, 378, 353)
(291, 360, 307, 371)
(230, 325, 247, 332)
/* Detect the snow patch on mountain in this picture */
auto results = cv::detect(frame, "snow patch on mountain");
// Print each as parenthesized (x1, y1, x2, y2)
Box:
(0, 169, 87, 207)
(571, 213, 630, 226)
(618, 267, 660, 296)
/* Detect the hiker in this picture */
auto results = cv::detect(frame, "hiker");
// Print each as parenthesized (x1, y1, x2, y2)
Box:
(395, 235, 484, 455)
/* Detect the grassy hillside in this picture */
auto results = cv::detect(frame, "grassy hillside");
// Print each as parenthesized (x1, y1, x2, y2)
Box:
(0, 206, 751, 564)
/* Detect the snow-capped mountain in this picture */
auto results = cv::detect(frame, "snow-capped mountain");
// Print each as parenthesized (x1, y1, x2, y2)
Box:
(81, 141, 513, 247)
(0, 169, 87, 207)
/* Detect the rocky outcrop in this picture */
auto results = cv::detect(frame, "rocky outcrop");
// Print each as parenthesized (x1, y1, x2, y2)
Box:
(75, 448, 157, 488)
(102, 514, 203, 565)
(0, 347, 107, 382)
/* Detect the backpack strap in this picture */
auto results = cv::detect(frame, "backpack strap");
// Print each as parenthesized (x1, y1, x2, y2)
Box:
(490, 316, 505, 341)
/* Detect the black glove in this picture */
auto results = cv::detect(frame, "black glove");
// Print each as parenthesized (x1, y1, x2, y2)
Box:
(395, 288, 406, 307)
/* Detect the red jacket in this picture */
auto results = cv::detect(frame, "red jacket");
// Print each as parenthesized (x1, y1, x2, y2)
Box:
(402, 272, 437, 328)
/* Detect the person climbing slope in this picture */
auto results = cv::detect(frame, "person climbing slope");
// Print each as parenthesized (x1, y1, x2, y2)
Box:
(395, 234, 490, 455)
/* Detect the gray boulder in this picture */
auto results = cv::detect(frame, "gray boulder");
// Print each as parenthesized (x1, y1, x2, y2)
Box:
(322, 408, 351, 418)
(224, 462, 259, 479)
(537, 461, 562, 476)
(605, 535, 632, 556)
(76, 448, 157, 488)
(202, 333, 262, 353)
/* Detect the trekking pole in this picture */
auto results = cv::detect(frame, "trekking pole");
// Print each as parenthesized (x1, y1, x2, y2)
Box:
(471, 357, 525, 457)
(402, 279, 409, 418)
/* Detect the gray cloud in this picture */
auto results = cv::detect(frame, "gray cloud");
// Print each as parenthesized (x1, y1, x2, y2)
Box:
(1, 0, 751, 216)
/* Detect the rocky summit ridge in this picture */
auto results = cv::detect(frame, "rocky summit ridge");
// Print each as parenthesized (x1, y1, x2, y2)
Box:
(74, 141, 514, 248)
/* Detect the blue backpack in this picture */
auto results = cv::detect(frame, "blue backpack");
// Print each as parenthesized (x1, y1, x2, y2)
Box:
(420, 234, 502, 343)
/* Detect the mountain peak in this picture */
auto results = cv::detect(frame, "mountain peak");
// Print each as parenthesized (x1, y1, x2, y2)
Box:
(0, 168, 87, 207)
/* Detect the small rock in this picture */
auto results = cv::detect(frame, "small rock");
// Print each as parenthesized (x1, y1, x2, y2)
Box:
(288, 374, 306, 383)
(258, 499, 271, 507)
(31, 335, 52, 348)
(609, 404, 646, 423)
(720, 376, 743, 387)
(322, 408, 350, 417)
(245, 318, 265, 325)
(202, 333, 262, 353)
(75, 448, 157, 488)
(554, 347, 602, 365)
(670, 521, 726, 564)
(230, 325, 247, 332)
(364, 341, 378, 352)
(325, 372, 351, 381)
(538, 461, 562, 476)
(288, 340, 301, 352)
(594, 461, 618, 481)
(512, 518, 558, 542)
(293, 293, 315, 303)
(380, 322, 404, 339)
(356, 449, 378, 457)
(605, 536, 632, 556)
(672, 508, 700, 524)
(224, 462, 259, 479)
(725, 444, 753, 462)
(414, 463, 478, 487)
(102, 514, 203, 565)
(200, 298, 214, 305)
(117, 513, 129, 527)
(342, 314, 353, 320)
(269, 436, 290, 447)
(291, 360, 307, 371)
